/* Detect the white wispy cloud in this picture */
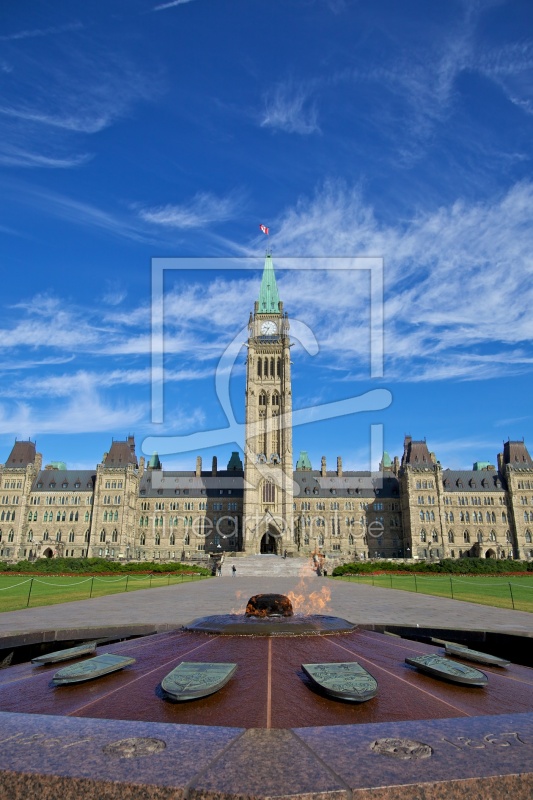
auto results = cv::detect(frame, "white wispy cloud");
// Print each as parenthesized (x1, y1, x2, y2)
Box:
(0, 367, 215, 400)
(0, 146, 90, 168)
(0, 22, 83, 42)
(153, 0, 197, 9)
(138, 191, 241, 229)
(260, 81, 320, 135)
(2, 179, 532, 387)
(0, 392, 146, 437)
(261, 180, 533, 381)
(0, 33, 158, 169)
(15, 186, 156, 243)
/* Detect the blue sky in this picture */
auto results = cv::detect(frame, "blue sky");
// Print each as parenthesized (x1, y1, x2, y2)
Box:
(1, 0, 533, 472)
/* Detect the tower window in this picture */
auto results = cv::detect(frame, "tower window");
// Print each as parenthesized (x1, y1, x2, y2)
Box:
(257, 358, 262, 378)
(263, 480, 275, 504)
(259, 393, 267, 406)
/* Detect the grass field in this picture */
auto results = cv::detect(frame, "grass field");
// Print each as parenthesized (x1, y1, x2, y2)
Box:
(333, 573, 533, 612)
(0, 572, 210, 613)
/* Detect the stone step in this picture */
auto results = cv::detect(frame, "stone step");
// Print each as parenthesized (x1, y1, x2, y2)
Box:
(219, 555, 318, 578)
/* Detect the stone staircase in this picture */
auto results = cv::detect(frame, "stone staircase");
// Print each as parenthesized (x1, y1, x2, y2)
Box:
(222, 554, 317, 578)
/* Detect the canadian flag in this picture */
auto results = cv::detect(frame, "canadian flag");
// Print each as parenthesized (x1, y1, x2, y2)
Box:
(259, 224, 269, 235)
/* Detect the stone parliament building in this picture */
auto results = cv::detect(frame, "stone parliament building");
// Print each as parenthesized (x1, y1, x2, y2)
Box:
(1, 257, 533, 564)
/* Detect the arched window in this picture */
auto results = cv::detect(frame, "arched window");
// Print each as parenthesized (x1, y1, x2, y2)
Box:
(526, 530, 532, 543)
(112, 530, 118, 543)
(348, 534, 354, 545)
(277, 358, 281, 377)
(84, 511, 90, 522)
(103, 511, 108, 522)
(84, 530, 90, 542)
(56, 531, 61, 542)
(489, 530, 497, 541)
(477, 531, 483, 542)
(68, 531, 75, 542)
(431, 529, 438, 542)
(420, 529, 427, 542)
(184, 533, 190, 545)
(318, 534, 324, 547)
(419, 511, 424, 521)
(270, 357, 275, 376)
(100, 530, 106, 542)
(502, 512, 507, 523)
(155, 533, 160, 545)
(491, 512, 496, 523)
(114, 511, 118, 522)
(262, 479, 275, 504)
(28, 530, 33, 542)
(463, 531, 470, 543)
(464, 511, 470, 523)
(448, 530, 454, 543)
(169, 533, 175, 545)
(8, 530, 15, 542)
(140, 533, 146, 545)
(259, 392, 267, 406)
(449, 511, 454, 522)
(43, 530, 49, 541)
(257, 357, 262, 377)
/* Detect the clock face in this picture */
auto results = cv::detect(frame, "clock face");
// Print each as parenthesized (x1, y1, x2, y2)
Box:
(260, 321, 277, 335)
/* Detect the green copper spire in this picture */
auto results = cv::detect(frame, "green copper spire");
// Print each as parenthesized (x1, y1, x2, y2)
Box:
(258, 253, 281, 314)
(148, 452, 162, 470)
(296, 451, 312, 471)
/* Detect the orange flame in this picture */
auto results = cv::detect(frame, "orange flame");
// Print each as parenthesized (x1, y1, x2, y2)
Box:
(230, 589, 247, 615)
(286, 575, 331, 616)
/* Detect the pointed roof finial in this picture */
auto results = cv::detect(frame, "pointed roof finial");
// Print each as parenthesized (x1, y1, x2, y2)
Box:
(258, 252, 281, 313)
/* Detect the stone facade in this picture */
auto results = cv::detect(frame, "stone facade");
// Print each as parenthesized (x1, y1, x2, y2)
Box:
(1, 258, 533, 564)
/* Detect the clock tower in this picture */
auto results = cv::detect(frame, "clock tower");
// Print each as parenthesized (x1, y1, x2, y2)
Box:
(243, 254, 294, 554)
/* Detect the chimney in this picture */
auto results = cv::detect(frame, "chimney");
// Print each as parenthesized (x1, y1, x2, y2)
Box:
(212, 456, 218, 477)
(321, 456, 327, 477)
(196, 456, 202, 477)
(337, 456, 343, 477)
(128, 435, 135, 454)
(497, 452, 504, 472)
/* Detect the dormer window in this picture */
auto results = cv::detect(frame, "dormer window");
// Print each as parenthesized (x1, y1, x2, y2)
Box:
(62, 482, 68, 489)
(50, 482, 56, 489)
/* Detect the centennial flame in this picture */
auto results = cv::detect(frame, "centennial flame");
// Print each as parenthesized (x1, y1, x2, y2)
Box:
(286, 577, 331, 615)
(230, 590, 247, 615)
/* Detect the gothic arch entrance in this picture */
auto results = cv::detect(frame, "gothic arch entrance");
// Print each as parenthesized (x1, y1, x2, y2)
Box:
(260, 531, 279, 554)
(485, 549, 496, 559)
(43, 548, 54, 559)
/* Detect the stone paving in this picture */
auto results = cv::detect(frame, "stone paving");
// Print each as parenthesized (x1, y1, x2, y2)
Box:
(1, 558, 533, 646)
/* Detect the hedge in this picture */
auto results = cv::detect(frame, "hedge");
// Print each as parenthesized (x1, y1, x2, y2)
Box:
(0, 557, 211, 576)
(332, 558, 533, 576)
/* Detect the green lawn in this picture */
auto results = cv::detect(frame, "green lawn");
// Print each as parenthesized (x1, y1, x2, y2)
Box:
(0, 572, 210, 613)
(332, 573, 533, 612)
